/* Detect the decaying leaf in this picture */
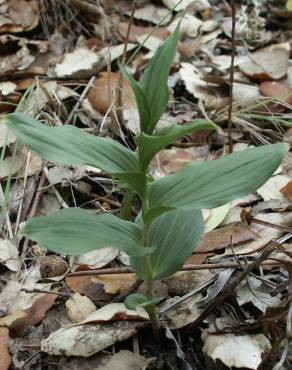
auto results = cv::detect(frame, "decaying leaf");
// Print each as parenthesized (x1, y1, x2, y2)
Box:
(236, 275, 281, 313)
(0, 239, 21, 271)
(202, 332, 271, 369)
(0, 328, 11, 370)
(159, 295, 203, 329)
(0, 288, 59, 335)
(238, 43, 290, 80)
(0, 0, 39, 33)
(66, 293, 96, 323)
(41, 321, 142, 357)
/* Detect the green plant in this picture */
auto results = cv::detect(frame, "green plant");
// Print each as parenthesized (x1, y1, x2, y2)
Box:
(3, 25, 288, 337)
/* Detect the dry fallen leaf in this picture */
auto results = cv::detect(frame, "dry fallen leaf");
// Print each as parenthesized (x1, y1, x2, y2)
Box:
(187, 224, 257, 264)
(236, 275, 281, 313)
(202, 332, 271, 369)
(164, 270, 215, 296)
(0, 0, 39, 33)
(153, 146, 210, 176)
(41, 321, 142, 357)
(66, 273, 137, 299)
(0, 328, 11, 370)
(78, 303, 148, 325)
(163, 0, 210, 11)
(59, 349, 155, 370)
(257, 174, 291, 201)
(0, 239, 21, 271)
(55, 48, 100, 77)
(66, 293, 96, 323)
(118, 22, 169, 43)
(259, 81, 292, 104)
(0, 288, 59, 335)
(280, 179, 292, 200)
(159, 295, 203, 329)
(132, 4, 172, 25)
(88, 72, 136, 113)
(73, 247, 119, 270)
(238, 43, 290, 80)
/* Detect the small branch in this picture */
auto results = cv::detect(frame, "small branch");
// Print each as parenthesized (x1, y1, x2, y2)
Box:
(227, 1, 236, 153)
(67, 260, 282, 277)
(65, 76, 96, 125)
(115, 0, 137, 127)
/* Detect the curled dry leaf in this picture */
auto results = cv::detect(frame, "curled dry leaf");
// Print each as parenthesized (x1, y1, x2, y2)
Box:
(238, 43, 290, 81)
(66, 293, 96, 323)
(88, 72, 136, 114)
(0, 327, 11, 370)
(202, 331, 271, 369)
(187, 224, 257, 264)
(41, 321, 142, 357)
(78, 303, 148, 325)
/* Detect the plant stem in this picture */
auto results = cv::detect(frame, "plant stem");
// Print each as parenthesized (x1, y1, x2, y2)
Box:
(141, 196, 162, 339)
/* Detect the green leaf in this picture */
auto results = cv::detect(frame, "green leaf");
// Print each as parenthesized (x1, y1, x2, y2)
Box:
(124, 293, 155, 310)
(118, 62, 150, 133)
(22, 208, 155, 257)
(136, 120, 216, 170)
(131, 208, 204, 280)
(140, 24, 180, 133)
(146, 143, 288, 221)
(5, 113, 146, 195)
(287, 0, 292, 11)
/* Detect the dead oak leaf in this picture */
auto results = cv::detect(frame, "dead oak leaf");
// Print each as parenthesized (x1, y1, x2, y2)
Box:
(187, 224, 257, 264)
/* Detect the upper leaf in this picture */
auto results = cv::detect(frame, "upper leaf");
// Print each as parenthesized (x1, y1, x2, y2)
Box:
(136, 120, 216, 170)
(22, 208, 155, 257)
(140, 25, 180, 133)
(118, 63, 150, 133)
(146, 143, 288, 221)
(5, 113, 146, 195)
(120, 25, 180, 134)
(131, 208, 204, 280)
